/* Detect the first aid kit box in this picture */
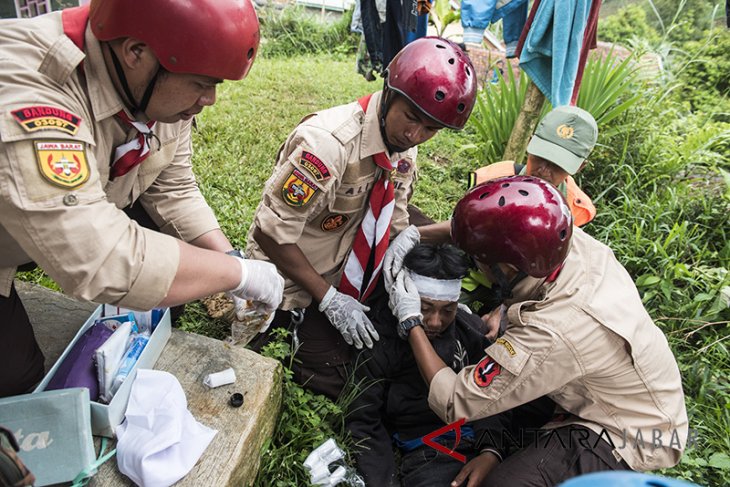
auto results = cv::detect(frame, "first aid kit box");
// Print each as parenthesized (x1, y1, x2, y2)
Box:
(35, 306, 171, 437)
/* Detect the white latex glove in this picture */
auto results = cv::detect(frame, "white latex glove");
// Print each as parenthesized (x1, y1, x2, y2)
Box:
(383, 225, 420, 291)
(388, 270, 423, 323)
(318, 286, 379, 349)
(229, 257, 284, 320)
(230, 295, 275, 332)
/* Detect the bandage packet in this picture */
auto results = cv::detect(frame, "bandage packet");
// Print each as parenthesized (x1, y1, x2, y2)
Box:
(94, 321, 133, 404)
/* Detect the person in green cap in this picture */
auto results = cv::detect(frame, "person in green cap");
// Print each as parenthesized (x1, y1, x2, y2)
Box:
(401, 105, 600, 337)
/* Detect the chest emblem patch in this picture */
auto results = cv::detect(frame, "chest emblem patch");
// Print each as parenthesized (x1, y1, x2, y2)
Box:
(12, 106, 82, 136)
(34, 141, 89, 189)
(473, 356, 501, 388)
(282, 168, 318, 207)
(396, 159, 411, 174)
(321, 214, 349, 232)
(299, 151, 331, 181)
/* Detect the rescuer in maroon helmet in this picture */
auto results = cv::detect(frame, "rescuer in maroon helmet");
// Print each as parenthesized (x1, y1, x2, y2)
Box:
(386, 176, 688, 484)
(246, 37, 478, 399)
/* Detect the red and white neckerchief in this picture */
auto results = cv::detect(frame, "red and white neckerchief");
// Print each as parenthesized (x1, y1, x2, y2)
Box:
(339, 94, 396, 302)
(110, 111, 157, 179)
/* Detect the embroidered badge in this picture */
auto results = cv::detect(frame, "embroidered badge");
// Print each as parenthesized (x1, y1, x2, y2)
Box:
(321, 214, 349, 232)
(495, 338, 517, 357)
(473, 356, 501, 388)
(396, 159, 411, 174)
(299, 151, 331, 181)
(34, 140, 90, 189)
(556, 124, 574, 139)
(282, 168, 318, 207)
(12, 106, 82, 136)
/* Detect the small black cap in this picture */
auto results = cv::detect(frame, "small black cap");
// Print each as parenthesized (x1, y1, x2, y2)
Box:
(229, 392, 244, 408)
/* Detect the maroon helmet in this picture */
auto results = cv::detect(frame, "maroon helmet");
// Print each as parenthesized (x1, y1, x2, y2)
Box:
(386, 37, 477, 130)
(451, 176, 573, 278)
(90, 0, 260, 80)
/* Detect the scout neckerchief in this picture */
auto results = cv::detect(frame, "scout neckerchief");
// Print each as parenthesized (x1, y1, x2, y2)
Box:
(339, 94, 396, 302)
(62, 5, 158, 180)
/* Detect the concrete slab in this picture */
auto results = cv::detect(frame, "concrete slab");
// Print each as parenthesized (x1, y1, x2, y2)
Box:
(15, 281, 282, 486)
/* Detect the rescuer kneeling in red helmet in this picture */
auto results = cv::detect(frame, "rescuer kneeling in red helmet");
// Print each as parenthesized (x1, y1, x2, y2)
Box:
(0, 0, 285, 397)
(386, 176, 689, 485)
(247, 37, 478, 399)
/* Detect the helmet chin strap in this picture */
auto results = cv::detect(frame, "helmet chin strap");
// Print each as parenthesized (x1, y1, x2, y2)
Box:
(378, 84, 405, 155)
(108, 46, 159, 116)
(490, 264, 527, 302)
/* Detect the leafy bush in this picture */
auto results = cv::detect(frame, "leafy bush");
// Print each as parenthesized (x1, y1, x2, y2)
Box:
(258, 6, 358, 58)
(674, 28, 730, 112)
(599, 4, 661, 46)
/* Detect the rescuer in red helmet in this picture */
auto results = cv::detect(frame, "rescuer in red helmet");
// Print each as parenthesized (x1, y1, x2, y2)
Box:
(247, 37, 478, 399)
(387, 176, 689, 485)
(0, 0, 284, 398)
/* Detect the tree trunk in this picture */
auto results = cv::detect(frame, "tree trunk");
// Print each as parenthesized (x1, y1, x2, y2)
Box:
(502, 80, 546, 162)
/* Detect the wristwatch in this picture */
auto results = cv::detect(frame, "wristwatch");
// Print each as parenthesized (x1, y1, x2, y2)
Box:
(226, 249, 244, 259)
(397, 316, 423, 340)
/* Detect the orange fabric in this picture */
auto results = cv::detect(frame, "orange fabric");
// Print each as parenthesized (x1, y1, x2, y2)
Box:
(565, 176, 596, 227)
(471, 162, 596, 227)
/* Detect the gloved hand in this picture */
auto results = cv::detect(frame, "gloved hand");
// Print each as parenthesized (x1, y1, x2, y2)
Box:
(319, 286, 379, 349)
(388, 270, 423, 323)
(229, 257, 284, 321)
(383, 225, 420, 291)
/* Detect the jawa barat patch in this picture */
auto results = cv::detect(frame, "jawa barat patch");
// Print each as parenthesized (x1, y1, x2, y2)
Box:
(12, 106, 82, 136)
(473, 356, 501, 388)
(282, 168, 318, 207)
(34, 140, 89, 189)
(299, 151, 331, 181)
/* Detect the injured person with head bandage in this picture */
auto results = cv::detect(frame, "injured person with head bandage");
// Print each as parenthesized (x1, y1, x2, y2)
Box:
(344, 243, 555, 487)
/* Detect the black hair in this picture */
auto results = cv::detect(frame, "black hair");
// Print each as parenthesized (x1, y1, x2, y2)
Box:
(403, 243, 470, 280)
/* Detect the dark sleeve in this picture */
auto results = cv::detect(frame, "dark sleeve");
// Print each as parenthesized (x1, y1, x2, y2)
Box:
(346, 348, 398, 486)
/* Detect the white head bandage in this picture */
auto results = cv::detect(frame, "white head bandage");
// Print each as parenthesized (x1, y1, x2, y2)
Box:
(407, 270, 461, 302)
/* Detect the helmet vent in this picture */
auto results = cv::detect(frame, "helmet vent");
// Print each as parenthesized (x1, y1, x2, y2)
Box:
(435, 90, 446, 101)
(448, 58, 455, 65)
(169, 56, 178, 65)
(523, 177, 534, 182)
(518, 189, 529, 196)
(247, 48, 254, 60)
(436, 44, 446, 49)
(465, 65, 471, 76)
(478, 191, 490, 199)
(457, 103, 465, 113)
(559, 229, 567, 240)
(498, 196, 506, 207)
(501, 182, 510, 188)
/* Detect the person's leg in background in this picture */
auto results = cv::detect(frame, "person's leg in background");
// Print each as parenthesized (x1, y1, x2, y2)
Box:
(0, 282, 45, 398)
(502, 0, 528, 58)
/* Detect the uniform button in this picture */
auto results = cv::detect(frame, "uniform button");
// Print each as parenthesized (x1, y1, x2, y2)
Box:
(63, 193, 79, 206)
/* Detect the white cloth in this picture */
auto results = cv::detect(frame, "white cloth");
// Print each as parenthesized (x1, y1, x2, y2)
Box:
(116, 369, 217, 487)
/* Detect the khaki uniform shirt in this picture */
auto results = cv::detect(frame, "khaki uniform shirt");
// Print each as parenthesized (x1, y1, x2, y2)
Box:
(247, 91, 417, 310)
(428, 227, 688, 471)
(0, 13, 219, 309)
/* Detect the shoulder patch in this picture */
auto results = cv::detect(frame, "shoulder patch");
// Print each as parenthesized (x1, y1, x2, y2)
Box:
(396, 159, 411, 174)
(299, 151, 331, 181)
(495, 337, 516, 357)
(321, 214, 349, 231)
(12, 106, 82, 136)
(473, 356, 501, 388)
(34, 140, 89, 189)
(282, 168, 319, 207)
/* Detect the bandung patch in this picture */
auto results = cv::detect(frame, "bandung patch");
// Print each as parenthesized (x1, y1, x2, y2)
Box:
(299, 151, 330, 181)
(34, 140, 89, 189)
(12, 106, 82, 136)
(321, 214, 349, 232)
(473, 356, 501, 388)
(282, 168, 318, 207)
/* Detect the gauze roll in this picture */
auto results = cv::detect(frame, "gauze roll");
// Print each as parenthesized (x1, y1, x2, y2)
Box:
(203, 368, 236, 388)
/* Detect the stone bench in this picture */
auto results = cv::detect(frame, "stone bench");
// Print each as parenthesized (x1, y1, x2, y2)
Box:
(16, 281, 282, 486)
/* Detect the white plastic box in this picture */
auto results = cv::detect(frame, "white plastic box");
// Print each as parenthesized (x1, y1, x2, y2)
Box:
(35, 306, 171, 437)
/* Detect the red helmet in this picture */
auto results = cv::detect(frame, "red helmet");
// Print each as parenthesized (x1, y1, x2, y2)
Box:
(386, 37, 477, 130)
(451, 176, 573, 278)
(90, 0, 260, 80)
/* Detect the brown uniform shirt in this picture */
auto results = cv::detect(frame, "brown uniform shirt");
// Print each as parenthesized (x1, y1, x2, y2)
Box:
(247, 91, 417, 310)
(428, 227, 689, 471)
(0, 13, 219, 309)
